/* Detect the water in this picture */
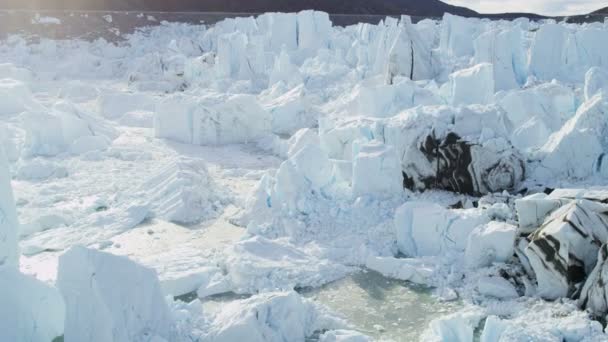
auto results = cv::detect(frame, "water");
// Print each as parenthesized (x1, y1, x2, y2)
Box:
(198, 270, 461, 341)
(301, 270, 462, 341)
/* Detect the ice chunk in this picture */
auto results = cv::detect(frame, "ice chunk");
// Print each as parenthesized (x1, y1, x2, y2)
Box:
(499, 82, 576, 151)
(529, 23, 568, 81)
(584, 67, 608, 100)
(98, 91, 156, 120)
(0, 124, 20, 162)
(352, 141, 403, 198)
(226, 236, 348, 293)
(269, 49, 303, 87)
(118, 110, 154, 128)
(386, 17, 438, 82)
(394, 202, 489, 257)
(319, 330, 371, 342)
(464, 222, 517, 269)
(286, 128, 320, 158)
(215, 32, 257, 80)
(324, 105, 523, 195)
(480, 316, 508, 342)
(16, 158, 68, 181)
(0, 63, 33, 83)
(563, 27, 608, 82)
(525, 200, 608, 300)
(514, 193, 568, 234)
(337, 78, 442, 119)
(296, 11, 331, 53)
(0, 267, 65, 342)
(0, 78, 35, 116)
(261, 84, 316, 135)
(0, 146, 19, 267)
(131, 157, 224, 224)
(535, 93, 608, 180)
(69, 135, 110, 155)
(474, 28, 525, 91)
(365, 256, 433, 285)
(207, 291, 329, 342)
(579, 243, 608, 317)
(22, 102, 117, 157)
(440, 14, 483, 57)
(257, 13, 298, 52)
(195, 267, 232, 299)
(425, 309, 484, 342)
(155, 93, 271, 145)
(57, 246, 173, 342)
(477, 276, 519, 299)
(272, 144, 333, 213)
(447, 63, 495, 105)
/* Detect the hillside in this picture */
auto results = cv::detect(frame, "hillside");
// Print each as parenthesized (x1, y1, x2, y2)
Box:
(3, 0, 478, 17)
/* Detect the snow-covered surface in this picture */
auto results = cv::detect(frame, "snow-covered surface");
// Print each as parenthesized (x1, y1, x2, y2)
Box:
(3, 10, 608, 341)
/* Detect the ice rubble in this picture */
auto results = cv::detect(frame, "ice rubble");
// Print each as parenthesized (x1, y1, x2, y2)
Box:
(129, 157, 225, 224)
(206, 291, 337, 342)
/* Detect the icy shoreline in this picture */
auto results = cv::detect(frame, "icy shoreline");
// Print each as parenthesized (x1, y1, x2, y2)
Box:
(2, 9, 608, 341)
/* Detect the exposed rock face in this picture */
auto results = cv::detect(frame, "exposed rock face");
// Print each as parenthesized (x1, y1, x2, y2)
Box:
(524, 199, 608, 300)
(405, 132, 525, 195)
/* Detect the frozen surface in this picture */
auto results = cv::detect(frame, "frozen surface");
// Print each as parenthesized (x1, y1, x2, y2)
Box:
(302, 271, 462, 341)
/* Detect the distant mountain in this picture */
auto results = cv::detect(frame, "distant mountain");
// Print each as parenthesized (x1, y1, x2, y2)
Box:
(589, 7, 608, 15)
(2, 0, 478, 17)
(2, 0, 605, 21)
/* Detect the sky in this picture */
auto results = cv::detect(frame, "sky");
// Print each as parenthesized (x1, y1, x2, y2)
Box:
(443, 0, 608, 15)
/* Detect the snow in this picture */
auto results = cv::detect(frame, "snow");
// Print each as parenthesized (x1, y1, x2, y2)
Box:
(0, 266, 65, 342)
(57, 246, 173, 342)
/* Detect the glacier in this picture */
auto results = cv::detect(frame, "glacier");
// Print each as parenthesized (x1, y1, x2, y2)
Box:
(3, 8, 608, 341)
